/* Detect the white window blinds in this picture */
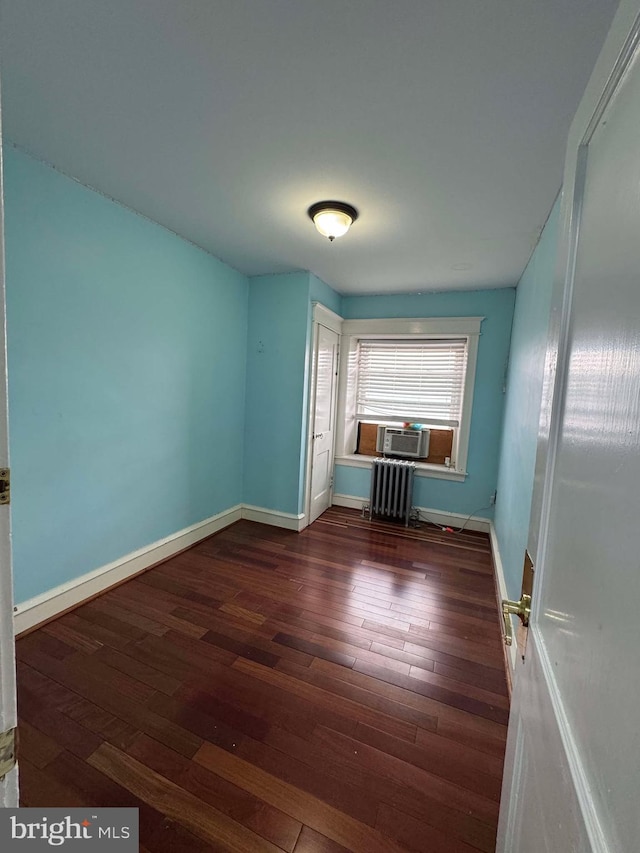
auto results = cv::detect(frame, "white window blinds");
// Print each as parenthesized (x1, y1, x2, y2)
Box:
(356, 338, 468, 427)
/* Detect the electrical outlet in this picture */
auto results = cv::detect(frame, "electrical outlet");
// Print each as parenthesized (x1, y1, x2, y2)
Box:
(490, 490, 497, 506)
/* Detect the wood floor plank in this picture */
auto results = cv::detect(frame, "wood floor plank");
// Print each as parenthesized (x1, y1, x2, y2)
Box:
(272, 633, 357, 668)
(434, 659, 509, 696)
(364, 621, 506, 667)
(403, 638, 505, 672)
(18, 719, 64, 769)
(194, 741, 408, 853)
(433, 719, 507, 759)
(91, 645, 182, 695)
(352, 721, 503, 798)
(18, 685, 104, 760)
(71, 602, 151, 642)
(19, 645, 203, 758)
(127, 733, 303, 852)
(293, 826, 351, 853)
(57, 695, 140, 751)
(43, 749, 167, 844)
(57, 611, 134, 650)
(22, 631, 78, 660)
(233, 657, 418, 742)
(263, 611, 405, 650)
(40, 621, 103, 653)
(89, 742, 286, 852)
(178, 660, 361, 741)
(16, 507, 509, 852)
(143, 819, 230, 853)
(262, 724, 496, 852)
(175, 608, 315, 667)
(146, 689, 269, 747)
(376, 801, 486, 853)
(311, 725, 499, 825)
(235, 735, 379, 827)
(351, 659, 509, 724)
(81, 597, 170, 637)
(308, 658, 508, 739)
(275, 657, 438, 732)
(18, 758, 90, 808)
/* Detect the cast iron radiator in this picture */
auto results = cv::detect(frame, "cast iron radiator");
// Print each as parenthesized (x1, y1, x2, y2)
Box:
(368, 458, 416, 527)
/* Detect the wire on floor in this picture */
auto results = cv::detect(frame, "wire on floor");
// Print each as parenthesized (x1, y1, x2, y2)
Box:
(415, 504, 491, 534)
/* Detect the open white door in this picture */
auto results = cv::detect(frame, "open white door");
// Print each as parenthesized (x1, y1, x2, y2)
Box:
(498, 3, 640, 850)
(307, 304, 341, 525)
(0, 81, 18, 807)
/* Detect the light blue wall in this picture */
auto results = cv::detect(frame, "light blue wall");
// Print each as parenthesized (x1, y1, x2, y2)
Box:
(4, 143, 521, 606)
(244, 272, 343, 515)
(4, 146, 249, 604)
(494, 197, 560, 599)
(336, 288, 516, 517)
(243, 273, 311, 514)
(309, 273, 343, 316)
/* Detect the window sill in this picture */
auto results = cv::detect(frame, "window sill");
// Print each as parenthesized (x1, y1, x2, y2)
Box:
(334, 455, 467, 482)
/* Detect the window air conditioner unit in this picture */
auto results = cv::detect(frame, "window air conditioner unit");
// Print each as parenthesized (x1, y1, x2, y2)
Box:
(375, 426, 430, 459)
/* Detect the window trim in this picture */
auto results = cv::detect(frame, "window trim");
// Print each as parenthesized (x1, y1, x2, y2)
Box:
(335, 317, 483, 480)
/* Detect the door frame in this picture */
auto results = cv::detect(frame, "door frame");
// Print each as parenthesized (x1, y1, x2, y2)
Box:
(0, 77, 18, 807)
(497, 2, 640, 848)
(528, 1, 640, 568)
(303, 302, 343, 528)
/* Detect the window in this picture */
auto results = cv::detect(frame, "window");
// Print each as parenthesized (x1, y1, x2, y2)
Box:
(335, 317, 483, 481)
(355, 338, 468, 427)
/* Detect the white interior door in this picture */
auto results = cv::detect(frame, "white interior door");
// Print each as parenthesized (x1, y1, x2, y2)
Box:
(308, 322, 339, 524)
(0, 88, 18, 807)
(498, 3, 640, 851)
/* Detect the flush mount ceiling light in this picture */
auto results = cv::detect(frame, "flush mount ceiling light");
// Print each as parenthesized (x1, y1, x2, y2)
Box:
(307, 201, 359, 242)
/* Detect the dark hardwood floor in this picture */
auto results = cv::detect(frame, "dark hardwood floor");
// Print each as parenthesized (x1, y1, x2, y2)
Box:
(16, 506, 509, 852)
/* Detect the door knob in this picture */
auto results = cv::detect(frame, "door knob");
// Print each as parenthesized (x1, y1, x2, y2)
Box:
(501, 594, 531, 646)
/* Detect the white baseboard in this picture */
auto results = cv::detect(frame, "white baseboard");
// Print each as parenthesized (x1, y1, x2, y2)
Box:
(489, 521, 517, 671)
(331, 493, 365, 511)
(414, 506, 491, 533)
(13, 504, 243, 635)
(241, 504, 306, 532)
(13, 501, 312, 634)
(12, 497, 499, 637)
(331, 493, 491, 533)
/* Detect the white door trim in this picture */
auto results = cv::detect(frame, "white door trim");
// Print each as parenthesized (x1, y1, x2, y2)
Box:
(303, 304, 343, 527)
(311, 302, 343, 335)
(0, 81, 18, 807)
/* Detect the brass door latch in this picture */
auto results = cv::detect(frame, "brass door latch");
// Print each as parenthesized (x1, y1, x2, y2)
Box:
(501, 594, 531, 646)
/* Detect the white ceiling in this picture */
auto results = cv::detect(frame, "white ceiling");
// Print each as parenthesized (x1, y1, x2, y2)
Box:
(0, 0, 619, 295)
